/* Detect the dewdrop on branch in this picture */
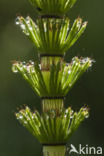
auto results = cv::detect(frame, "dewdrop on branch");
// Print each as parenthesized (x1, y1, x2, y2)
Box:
(15, 106, 89, 144)
(15, 16, 87, 56)
(12, 57, 93, 98)
(12, 57, 94, 113)
(13, 0, 94, 155)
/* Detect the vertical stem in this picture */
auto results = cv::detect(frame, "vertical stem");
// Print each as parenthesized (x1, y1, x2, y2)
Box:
(43, 146, 66, 156)
(40, 56, 64, 70)
(42, 98, 64, 113)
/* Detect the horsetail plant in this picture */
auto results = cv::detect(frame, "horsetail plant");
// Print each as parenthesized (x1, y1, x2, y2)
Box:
(12, 57, 93, 98)
(13, 0, 94, 155)
(16, 16, 87, 56)
(16, 106, 89, 144)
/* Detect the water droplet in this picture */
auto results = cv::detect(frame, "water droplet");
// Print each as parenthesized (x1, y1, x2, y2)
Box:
(81, 57, 91, 65)
(23, 65, 26, 69)
(70, 115, 73, 119)
(70, 110, 74, 119)
(26, 65, 31, 73)
(44, 27, 47, 32)
(24, 121, 27, 124)
(16, 21, 19, 25)
(71, 110, 74, 114)
(26, 17, 30, 24)
(64, 115, 66, 118)
(46, 115, 49, 120)
(65, 109, 68, 114)
(27, 117, 30, 121)
(68, 70, 71, 74)
(29, 60, 34, 65)
(19, 115, 23, 119)
(77, 22, 81, 28)
(39, 64, 41, 70)
(22, 61, 26, 65)
(25, 32, 29, 36)
(16, 117, 19, 120)
(22, 62, 26, 68)
(20, 24, 26, 30)
(15, 17, 20, 25)
(35, 24, 38, 29)
(12, 65, 18, 73)
(85, 113, 89, 119)
(29, 26, 32, 31)
(69, 83, 72, 87)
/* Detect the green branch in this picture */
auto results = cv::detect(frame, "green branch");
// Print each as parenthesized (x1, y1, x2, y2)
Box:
(16, 17, 87, 55)
(28, 0, 78, 16)
(12, 57, 93, 97)
(16, 106, 89, 144)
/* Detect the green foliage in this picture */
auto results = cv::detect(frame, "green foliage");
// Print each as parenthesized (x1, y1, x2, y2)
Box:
(12, 57, 93, 97)
(12, 0, 93, 148)
(16, 106, 89, 144)
(28, 0, 78, 16)
(16, 16, 87, 55)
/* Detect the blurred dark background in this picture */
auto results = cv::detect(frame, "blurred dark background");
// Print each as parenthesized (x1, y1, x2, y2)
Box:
(0, 0, 104, 155)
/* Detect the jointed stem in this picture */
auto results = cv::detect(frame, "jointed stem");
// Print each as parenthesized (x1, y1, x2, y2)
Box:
(43, 146, 66, 156)
(42, 98, 64, 113)
(40, 56, 63, 71)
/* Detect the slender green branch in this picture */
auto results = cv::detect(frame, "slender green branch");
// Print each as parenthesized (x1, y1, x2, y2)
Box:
(12, 57, 93, 97)
(16, 106, 89, 144)
(16, 17, 87, 55)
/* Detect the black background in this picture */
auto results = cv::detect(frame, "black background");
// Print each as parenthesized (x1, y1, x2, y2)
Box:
(0, 0, 104, 155)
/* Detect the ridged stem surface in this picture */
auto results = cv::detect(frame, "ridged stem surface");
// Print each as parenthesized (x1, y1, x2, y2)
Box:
(43, 146, 66, 156)
(40, 56, 63, 70)
(42, 99, 64, 113)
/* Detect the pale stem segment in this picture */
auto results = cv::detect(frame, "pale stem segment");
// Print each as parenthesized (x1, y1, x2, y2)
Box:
(43, 146, 66, 156)
(42, 98, 64, 113)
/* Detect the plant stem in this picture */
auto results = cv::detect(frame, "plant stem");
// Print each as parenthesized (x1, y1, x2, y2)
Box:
(43, 146, 66, 156)
(40, 56, 64, 70)
(42, 98, 64, 113)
